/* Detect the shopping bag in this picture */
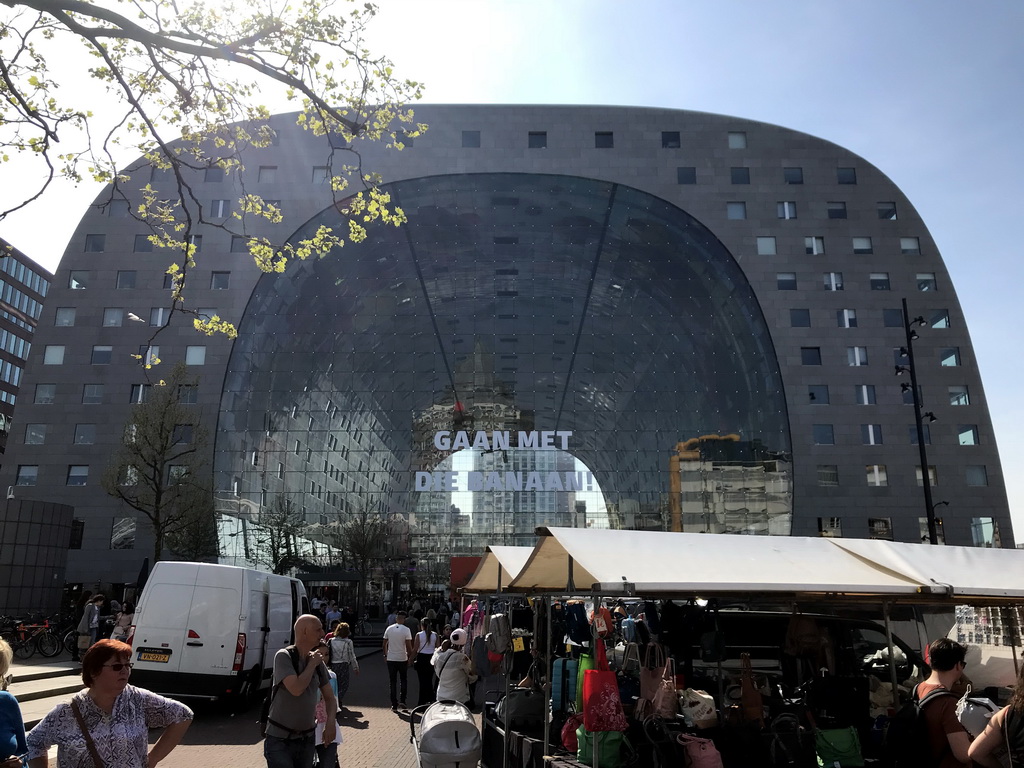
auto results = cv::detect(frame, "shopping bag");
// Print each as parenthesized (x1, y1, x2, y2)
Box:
(561, 712, 585, 752)
(814, 726, 864, 767)
(576, 726, 627, 768)
(676, 733, 725, 768)
(575, 652, 595, 710)
(639, 642, 666, 701)
(651, 656, 678, 719)
(582, 639, 629, 732)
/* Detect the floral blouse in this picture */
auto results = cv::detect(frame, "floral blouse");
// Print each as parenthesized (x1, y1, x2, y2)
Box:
(26, 685, 193, 768)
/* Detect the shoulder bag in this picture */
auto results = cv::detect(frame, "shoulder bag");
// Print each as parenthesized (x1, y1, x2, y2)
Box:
(582, 639, 629, 732)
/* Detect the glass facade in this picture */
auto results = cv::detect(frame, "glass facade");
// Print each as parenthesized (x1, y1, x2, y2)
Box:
(216, 174, 792, 573)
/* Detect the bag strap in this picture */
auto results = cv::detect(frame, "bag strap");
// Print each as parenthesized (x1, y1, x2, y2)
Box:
(643, 642, 665, 669)
(437, 649, 456, 679)
(70, 700, 105, 768)
(661, 656, 675, 684)
(619, 642, 640, 672)
(594, 637, 610, 671)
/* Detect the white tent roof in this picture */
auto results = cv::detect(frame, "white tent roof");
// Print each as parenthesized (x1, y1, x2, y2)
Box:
(463, 545, 534, 593)
(501, 527, 1022, 604)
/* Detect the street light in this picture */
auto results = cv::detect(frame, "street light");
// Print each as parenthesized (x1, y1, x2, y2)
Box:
(895, 298, 939, 544)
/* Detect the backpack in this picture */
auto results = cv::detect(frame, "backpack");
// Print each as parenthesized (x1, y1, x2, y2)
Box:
(485, 613, 512, 655)
(883, 685, 953, 768)
(258, 646, 303, 737)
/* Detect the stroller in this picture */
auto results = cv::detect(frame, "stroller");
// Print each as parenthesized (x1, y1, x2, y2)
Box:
(409, 699, 482, 768)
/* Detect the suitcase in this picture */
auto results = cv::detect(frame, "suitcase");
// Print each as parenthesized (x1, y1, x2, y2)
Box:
(551, 658, 578, 713)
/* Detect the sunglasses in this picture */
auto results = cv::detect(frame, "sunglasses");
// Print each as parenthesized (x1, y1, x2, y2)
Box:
(103, 662, 134, 672)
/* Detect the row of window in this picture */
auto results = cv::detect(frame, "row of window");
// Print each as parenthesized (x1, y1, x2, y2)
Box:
(23, 422, 193, 446)
(779, 272, 938, 292)
(41, 344, 206, 366)
(756, 235, 919, 256)
(15, 462, 189, 487)
(724, 198, 912, 227)
(69, 269, 230, 291)
(789, 308, 949, 329)
(816, 514, 999, 546)
(0, 277, 45, 320)
(0, 328, 30, 359)
(32, 382, 197, 405)
(801, 345, 961, 367)
(0, 257, 49, 296)
(816, 463, 988, 488)
(806, 383, 970, 407)
(810, 423, 979, 446)
(55, 306, 219, 328)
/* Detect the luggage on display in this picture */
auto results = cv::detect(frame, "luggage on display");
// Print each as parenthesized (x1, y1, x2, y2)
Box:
(495, 686, 546, 730)
(485, 613, 512, 655)
(409, 699, 482, 768)
(551, 657, 578, 713)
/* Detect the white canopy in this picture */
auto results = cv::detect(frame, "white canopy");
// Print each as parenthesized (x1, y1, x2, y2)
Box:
(500, 527, 1022, 604)
(463, 545, 534, 593)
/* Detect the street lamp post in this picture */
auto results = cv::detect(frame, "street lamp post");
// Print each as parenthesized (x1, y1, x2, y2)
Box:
(898, 298, 938, 544)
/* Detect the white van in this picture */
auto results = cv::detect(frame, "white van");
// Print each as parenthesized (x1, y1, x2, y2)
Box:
(128, 561, 308, 703)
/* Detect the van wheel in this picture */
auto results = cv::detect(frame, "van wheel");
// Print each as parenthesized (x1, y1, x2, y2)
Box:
(234, 668, 262, 712)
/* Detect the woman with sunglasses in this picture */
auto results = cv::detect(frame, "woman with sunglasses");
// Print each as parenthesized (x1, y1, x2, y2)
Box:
(26, 639, 193, 767)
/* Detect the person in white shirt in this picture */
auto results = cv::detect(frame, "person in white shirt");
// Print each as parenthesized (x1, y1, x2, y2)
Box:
(431, 630, 476, 705)
(382, 611, 413, 711)
(412, 619, 440, 705)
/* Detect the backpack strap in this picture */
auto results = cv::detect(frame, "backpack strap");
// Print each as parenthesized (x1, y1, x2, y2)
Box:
(267, 646, 316, 737)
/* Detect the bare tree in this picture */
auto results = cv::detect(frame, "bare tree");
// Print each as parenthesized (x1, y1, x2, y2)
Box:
(165, 492, 219, 561)
(318, 504, 389, 617)
(250, 495, 309, 575)
(102, 362, 211, 563)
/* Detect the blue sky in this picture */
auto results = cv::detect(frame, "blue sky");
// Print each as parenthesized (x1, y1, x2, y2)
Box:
(2, 0, 1022, 534)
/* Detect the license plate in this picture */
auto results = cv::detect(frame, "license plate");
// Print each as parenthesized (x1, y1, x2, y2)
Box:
(138, 651, 170, 663)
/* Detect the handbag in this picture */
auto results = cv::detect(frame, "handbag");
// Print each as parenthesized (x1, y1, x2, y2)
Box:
(496, 686, 546, 729)
(561, 712, 585, 751)
(650, 657, 678, 719)
(575, 652, 596, 710)
(676, 733, 724, 768)
(576, 725, 628, 768)
(582, 639, 629, 732)
(813, 726, 864, 767)
(71, 699, 106, 768)
(77, 633, 90, 651)
(679, 688, 718, 729)
(739, 652, 763, 726)
(639, 643, 666, 702)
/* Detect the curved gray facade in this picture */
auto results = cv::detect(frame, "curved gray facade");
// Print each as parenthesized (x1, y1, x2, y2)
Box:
(0, 105, 1011, 584)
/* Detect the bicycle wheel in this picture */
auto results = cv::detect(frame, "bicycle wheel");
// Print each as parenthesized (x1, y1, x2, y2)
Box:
(37, 630, 62, 657)
(13, 639, 34, 659)
(63, 630, 78, 656)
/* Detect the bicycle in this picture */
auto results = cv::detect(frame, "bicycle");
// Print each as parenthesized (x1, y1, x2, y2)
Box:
(5, 617, 62, 659)
(354, 613, 372, 636)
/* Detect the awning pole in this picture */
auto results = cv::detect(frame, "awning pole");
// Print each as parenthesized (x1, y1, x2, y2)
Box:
(884, 601, 900, 710)
(543, 595, 552, 758)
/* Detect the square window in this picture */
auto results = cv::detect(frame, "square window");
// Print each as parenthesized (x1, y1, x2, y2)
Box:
(462, 130, 481, 148)
(594, 131, 613, 149)
(805, 236, 825, 255)
(958, 425, 979, 446)
(150, 307, 170, 327)
(877, 201, 898, 220)
(777, 201, 797, 219)
(133, 235, 153, 253)
(43, 346, 65, 365)
(818, 516, 842, 536)
(855, 385, 876, 405)
(54, 307, 76, 326)
(528, 131, 547, 149)
(110, 517, 136, 549)
(837, 309, 857, 328)
(116, 270, 136, 290)
(210, 199, 229, 217)
(837, 167, 857, 184)
(940, 347, 961, 367)
(661, 131, 681, 149)
(916, 465, 938, 486)
(197, 308, 217, 322)
(204, 166, 224, 182)
(230, 236, 249, 253)
(15, 465, 38, 486)
(34, 384, 55, 404)
(826, 202, 847, 219)
(883, 308, 903, 327)
(91, 345, 112, 365)
(776, 272, 797, 290)
(866, 465, 888, 487)
(848, 346, 868, 366)
(172, 424, 194, 444)
(189, 235, 202, 252)
(69, 271, 89, 290)
(163, 274, 177, 290)
(185, 346, 207, 365)
(178, 385, 197, 404)
(756, 237, 776, 255)
(730, 167, 750, 185)
(965, 465, 988, 487)
(868, 518, 893, 540)
(949, 385, 970, 406)
(901, 237, 921, 255)
(24, 424, 45, 445)
(726, 202, 746, 220)
(917, 273, 937, 291)
(727, 131, 746, 149)
(676, 166, 696, 184)
(103, 308, 124, 327)
(817, 465, 839, 487)
(783, 167, 804, 184)
(813, 424, 835, 445)
(808, 385, 829, 404)
(801, 347, 822, 365)
(790, 309, 811, 327)
(824, 272, 844, 291)
(130, 384, 151, 404)
(852, 237, 873, 254)
(930, 309, 950, 329)
(258, 166, 277, 183)
(311, 166, 329, 184)
(84, 234, 105, 253)
(909, 424, 932, 445)
(211, 271, 230, 290)
(74, 424, 96, 445)
(66, 465, 89, 486)
(82, 384, 104, 404)
(971, 518, 999, 548)
(861, 424, 883, 445)
(870, 273, 890, 290)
